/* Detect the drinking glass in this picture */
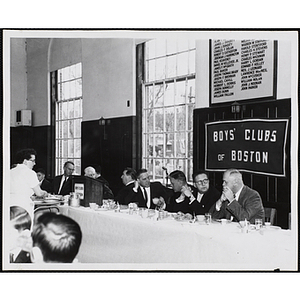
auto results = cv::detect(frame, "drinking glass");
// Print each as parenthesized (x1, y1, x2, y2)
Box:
(205, 213, 211, 225)
(255, 218, 263, 230)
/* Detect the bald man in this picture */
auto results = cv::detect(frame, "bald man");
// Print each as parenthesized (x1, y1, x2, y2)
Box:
(209, 169, 265, 224)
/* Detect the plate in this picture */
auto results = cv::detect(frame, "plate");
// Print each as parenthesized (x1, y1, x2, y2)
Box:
(268, 225, 281, 230)
(34, 199, 60, 205)
(45, 195, 62, 201)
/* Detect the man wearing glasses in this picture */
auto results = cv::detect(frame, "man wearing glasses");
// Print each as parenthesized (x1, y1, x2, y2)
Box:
(52, 161, 75, 195)
(190, 170, 221, 215)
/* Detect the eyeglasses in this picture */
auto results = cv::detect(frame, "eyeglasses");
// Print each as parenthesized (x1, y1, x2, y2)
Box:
(195, 179, 209, 185)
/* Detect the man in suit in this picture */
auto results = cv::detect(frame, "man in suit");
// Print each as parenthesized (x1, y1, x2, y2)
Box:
(166, 170, 197, 215)
(189, 170, 221, 215)
(52, 161, 75, 195)
(114, 167, 137, 205)
(209, 168, 265, 223)
(131, 169, 172, 209)
(36, 168, 53, 193)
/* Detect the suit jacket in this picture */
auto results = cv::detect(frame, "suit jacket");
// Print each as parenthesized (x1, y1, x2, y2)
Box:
(190, 185, 221, 215)
(10, 250, 31, 263)
(95, 176, 114, 199)
(132, 182, 172, 209)
(167, 185, 198, 215)
(209, 185, 265, 223)
(115, 182, 136, 205)
(40, 178, 53, 193)
(52, 175, 73, 195)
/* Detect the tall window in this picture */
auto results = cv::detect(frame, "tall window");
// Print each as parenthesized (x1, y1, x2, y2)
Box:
(143, 39, 196, 183)
(55, 63, 82, 175)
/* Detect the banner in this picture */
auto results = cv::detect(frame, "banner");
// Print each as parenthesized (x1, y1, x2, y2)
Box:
(205, 119, 289, 176)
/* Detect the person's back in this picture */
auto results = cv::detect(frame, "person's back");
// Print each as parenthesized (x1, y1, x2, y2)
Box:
(31, 212, 82, 263)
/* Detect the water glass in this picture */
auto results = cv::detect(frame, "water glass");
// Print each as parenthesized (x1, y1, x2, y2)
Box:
(255, 218, 263, 230)
(205, 213, 212, 225)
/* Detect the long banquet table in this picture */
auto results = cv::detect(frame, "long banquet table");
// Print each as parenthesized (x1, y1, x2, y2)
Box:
(59, 205, 297, 270)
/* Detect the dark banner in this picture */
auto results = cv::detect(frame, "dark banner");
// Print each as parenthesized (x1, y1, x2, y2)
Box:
(205, 119, 289, 176)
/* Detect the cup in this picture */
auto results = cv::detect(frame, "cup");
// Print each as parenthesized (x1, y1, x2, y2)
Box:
(196, 215, 205, 222)
(265, 217, 271, 227)
(255, 219, 263, 230)
(221, 218, 227, 225)
(89, 203, 98, 210)
(240, 220, 249, 233)
(205, 213, 211, 225)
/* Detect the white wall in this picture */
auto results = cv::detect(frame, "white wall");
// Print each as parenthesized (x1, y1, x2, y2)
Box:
(10, 35, 293, 126)
(10, 38, 27, 126)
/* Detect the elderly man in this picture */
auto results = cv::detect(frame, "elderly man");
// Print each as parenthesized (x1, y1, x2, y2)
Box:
(131, 168, 171, 209)
(190, 170, 221, 215)
(166, 170, 197, 214)
(84, 166, 114, 199)
(52, 161, 75, 195)
(209, 169, 265, 223)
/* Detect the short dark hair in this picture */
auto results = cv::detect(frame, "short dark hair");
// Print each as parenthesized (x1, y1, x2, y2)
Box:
(36, 168, 46, 175)
(63, 161, 74, 168)
(32, 213, 82, 263)
(15, 148, 37, 164)
(136, 168, 148, 179)
(10, 206, 32, 232)
(192, 170, 210, 182)
(169, 170, 187, 183)
(124, 167, 137, 180)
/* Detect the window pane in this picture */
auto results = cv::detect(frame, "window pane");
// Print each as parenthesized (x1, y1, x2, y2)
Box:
(146, 40, 156, 59)
(177, 39, 189, 52)
(153, 84, 164, 107)
(166, 55, 176, 78)
(154, 134, 164, 156)
(62, 102, 68, 119)
(167, 39, 177, 55)
(187, 78, 195, 103)
(166, 133, 174, 157)
(74, 139, 81, 157)
(189, 50, 196, 74)
(155, 39, 166, 57)
(62, 120, 68, 138)
(68, 101, 74, 118)
(177, 52, 189, 76)
(155, 57, 166, 80)
(175, 80, 186, 104)
(176, 132, 186, 156)
(145, 108, 154, 133)
(68, 140, 74, 157)
(154, 110, 163, 132)
(74, 100, 81, 118)
(176, 106, 186, 132)
(145, 85, 154, 109)
(164, 82, 174, 106)
(74, 119, 81, 138)
(165, 107, 174, 132)
(147, 60, 155, 82)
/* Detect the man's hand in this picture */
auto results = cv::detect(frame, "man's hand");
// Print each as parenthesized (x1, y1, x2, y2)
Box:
(181, 185, 193, 198)
(222, 187, 235, 203)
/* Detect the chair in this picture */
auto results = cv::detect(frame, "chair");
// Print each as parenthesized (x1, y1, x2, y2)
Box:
(264, 207, 277, 225)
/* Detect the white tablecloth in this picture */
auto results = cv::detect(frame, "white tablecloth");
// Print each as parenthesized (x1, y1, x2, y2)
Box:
(59, 206, 297, 270)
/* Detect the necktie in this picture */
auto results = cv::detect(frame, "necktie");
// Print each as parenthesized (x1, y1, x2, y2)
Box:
(58, 177, 68, 195)
(143, 187, 150, 208)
